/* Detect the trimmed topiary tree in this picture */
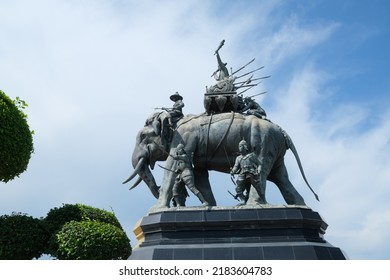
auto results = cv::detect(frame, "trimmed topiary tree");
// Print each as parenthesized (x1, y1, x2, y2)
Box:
(0, 90, 34, 182)
(44, 203, 131, 259)
(0, 212, 50, 259)
(56, 220, 132, 260)
(44, 203, 123, 235)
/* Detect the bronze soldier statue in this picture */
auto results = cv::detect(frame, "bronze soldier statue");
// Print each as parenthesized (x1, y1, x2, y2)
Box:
(207, 40, 236, 93)
(240, 96, 267, 119)
(171, 144, 209, 207)
(155, 92, 185, 148)
(230, 140, 267, 204)
(165, 92, 184, 128)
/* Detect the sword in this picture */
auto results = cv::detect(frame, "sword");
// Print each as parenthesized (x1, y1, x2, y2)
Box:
(214, 39, 225, 55)
(230, 173, 236, 185)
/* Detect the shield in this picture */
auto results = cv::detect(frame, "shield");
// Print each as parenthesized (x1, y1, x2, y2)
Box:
(230, 94, 239, 110)
(215, 95, 227, 112)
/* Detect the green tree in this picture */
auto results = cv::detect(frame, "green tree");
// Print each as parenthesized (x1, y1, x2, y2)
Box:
(56, 220, 131, 260)
(44, 203, 131, 259)
(0, 212, 50, 259)
(0, 90, 34, 182)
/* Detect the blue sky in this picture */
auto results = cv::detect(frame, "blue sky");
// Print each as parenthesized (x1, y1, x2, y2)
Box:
(1, 0, 390, 260)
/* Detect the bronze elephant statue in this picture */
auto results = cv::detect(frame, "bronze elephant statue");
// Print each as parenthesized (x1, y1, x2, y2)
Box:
(123, 111, 317, 209)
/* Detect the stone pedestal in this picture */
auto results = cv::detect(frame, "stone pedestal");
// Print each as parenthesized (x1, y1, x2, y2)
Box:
(129, 206, 347, 260)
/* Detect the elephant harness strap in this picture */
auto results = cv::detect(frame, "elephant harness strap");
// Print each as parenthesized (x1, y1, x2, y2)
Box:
(205, 112, 235, 166)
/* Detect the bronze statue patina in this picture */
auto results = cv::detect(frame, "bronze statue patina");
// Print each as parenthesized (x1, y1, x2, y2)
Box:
(170, 144, 209, 207)
(230, 140, 266, 204)
(166, 92, 184, 128)
(123, 40, 319, 209)
(208, 40, 235, 93)
(149, 92, 185, 151)
(204, 40, 270, 115)
(124, 111, 317, 208)
(240, 96, 267, 119)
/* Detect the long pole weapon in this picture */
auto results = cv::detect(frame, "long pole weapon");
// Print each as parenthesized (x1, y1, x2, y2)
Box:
(237, 85, 257, 95)
(235, 66, 264, 79)
(230, 58, 255, 76)
(228, 190, 240, 201)
(224, 146, 237, 184)
(157, 164, 178, 174)
(246, 91, 267, 98)
(223, 147, 241, 201)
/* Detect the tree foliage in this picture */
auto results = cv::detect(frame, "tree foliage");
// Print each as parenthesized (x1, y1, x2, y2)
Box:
(56, 220, 132, 260)
(0, 90, 34, 182)
(0, 212, 50, 259)
(44, 203, 131, 259)
(0, 204, 132, 260)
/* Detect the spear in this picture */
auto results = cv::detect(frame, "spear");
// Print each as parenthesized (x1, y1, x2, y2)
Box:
(249, 75, 271, 81)
(230, 58, 255, 76)
(236, 83, 259, 89)
(235, 66, 264, 79)
(228, 190, 240, 201)
(233, 74, 253, 87)
(237, 85, 256, 95)
(234, 76, 270, 86)
(157, 164, 178, 174)
(246, 91, 267, 99)
(223, 146, 237, 187)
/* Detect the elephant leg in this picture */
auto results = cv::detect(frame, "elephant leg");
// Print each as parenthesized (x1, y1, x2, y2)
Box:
(154, 167, 176, 209)
(246, 173, 268, 205)
(193, 169, 216, 206)
(268, 161, 306, 206)
(250, 175, 267, 204)
(246, 152, 271, 205)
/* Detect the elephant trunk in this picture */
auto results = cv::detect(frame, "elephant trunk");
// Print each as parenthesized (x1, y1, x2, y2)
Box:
(140, 165, 160, 198)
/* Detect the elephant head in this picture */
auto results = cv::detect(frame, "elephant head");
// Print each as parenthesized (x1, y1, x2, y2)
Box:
(122, 112, 169, 198)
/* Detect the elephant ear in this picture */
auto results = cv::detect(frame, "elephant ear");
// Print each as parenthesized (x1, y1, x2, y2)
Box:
(152, 120, 161, 136)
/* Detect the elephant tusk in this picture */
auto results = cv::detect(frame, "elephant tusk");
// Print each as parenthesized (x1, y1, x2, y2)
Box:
(129, 176, 143, 190)
(122, 157, 146, 184)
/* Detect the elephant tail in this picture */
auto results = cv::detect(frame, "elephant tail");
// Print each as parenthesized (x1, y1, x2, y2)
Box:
(283, 130, 320, 202)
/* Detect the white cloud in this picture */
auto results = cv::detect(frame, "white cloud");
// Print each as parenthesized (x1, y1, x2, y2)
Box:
(268, 63, 390, 259)
(258, 16, 340, 69)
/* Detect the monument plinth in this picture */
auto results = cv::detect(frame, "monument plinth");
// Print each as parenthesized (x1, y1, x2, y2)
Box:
(129, 206, 346, 260)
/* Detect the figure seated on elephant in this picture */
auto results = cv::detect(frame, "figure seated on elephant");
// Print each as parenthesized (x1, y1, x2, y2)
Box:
(239, 96, 267, 119)
(149, 92, 185, 150)
(164, 92, 184, 128)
